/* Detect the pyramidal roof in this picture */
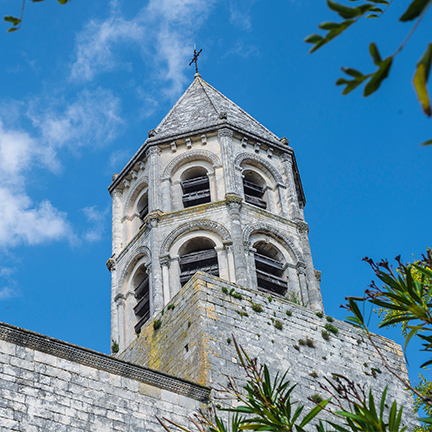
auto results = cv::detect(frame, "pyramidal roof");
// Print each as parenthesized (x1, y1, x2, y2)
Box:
(153, 75, 281, 145)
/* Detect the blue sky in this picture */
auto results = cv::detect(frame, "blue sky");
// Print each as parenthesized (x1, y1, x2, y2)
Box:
(0, 0, 431, 384)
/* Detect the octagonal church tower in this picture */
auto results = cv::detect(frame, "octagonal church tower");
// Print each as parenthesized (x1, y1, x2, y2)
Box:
(107, 73, 323, 352)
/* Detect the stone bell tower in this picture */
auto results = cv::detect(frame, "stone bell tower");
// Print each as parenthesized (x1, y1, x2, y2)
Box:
(107, 73, 323, 352)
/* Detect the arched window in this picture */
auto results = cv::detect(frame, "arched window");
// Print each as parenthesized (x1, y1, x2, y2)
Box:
(181, 167, 211, 208)
(133, 265, 150, 334)
(179, 237, 219, 286)
(243, 170, 267, 209)
(254, 241, 287, 296)
(137, 192, 149, 221)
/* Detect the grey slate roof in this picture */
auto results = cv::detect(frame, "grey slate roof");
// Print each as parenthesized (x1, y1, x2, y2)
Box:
(154, 75, 281, 144)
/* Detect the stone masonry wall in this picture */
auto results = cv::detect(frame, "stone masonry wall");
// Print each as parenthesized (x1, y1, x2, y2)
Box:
(120, 272, 417, 430)
(0, 323, 208, 432)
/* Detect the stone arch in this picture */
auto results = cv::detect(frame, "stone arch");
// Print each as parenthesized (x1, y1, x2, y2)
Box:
(242, 223, 304, 263)
(162, 150, 222, 179)
(160, 219, 231, 257)
(123, 176, 149, 218)
(234, 152, 285, 186)
(117, 246, 152, 294)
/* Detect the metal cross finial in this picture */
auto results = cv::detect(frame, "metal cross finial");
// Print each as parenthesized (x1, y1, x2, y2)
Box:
(189, 44, 202, 74)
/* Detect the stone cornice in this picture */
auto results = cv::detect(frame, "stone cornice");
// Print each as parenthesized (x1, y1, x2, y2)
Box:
(0, 321, 210, 402)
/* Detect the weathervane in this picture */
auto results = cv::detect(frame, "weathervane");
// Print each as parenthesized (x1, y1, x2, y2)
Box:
(189, 44, 202, 74)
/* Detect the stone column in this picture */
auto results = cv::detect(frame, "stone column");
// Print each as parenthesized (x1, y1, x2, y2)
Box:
(148, 212, 163, 314)
(207, 171, 218, 201)
(161, 177, 172, 213)
(296, 264, 309, 306)
(218, 128, 239, 195)
(235, 165, 245, 200)
(215, 246, 229, 280)
(277, 183, 289, 218)
(107, 258, 118, 353)
(124, 290, 136, 348)
(226, 194, 248, 286)
(297, 222, 323, 311)
(214, 166, 225, 200)
(169, 257, 182, 298)
(286, 264, 301, 300)
(172, 180, 183, 210)
(146, 146, 161, 212)
(114, 294, 126, 352)
(281, 152, 300, 221)
(224, 242, 236, 282)
(247, 246, 258, 290)
(160, 254, 171, 306)
(264, 186, 277, 214)
(111, 188, 123, 255)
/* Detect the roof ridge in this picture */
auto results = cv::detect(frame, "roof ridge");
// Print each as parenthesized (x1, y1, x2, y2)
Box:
(197, 77, 221, 115)
(154, 79, 197, 134)
(199, 79, 280, 142)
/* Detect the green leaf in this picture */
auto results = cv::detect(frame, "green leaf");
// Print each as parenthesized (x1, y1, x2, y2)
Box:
(413, 263, 432, 279)
(400, 0, 432, 22)
(369, 43, 382, 65)
(413, 43, 432, 117)
(327, 0, 362, 18)
(4, 16, 21, 26)
(341, 67, 363, 77)
(419, 417, 432, 424)
(7, 27, 19, 32)
(349, 299, 365, 325)
(319, 22, 341, 30)
(299, 399, 330, 427)
(304, 34, 324, 44)
(364, 57, 393, 96)
(367, 14, 380, 18)
(420, 139, 432, 146)
(58, 0, 69, 3)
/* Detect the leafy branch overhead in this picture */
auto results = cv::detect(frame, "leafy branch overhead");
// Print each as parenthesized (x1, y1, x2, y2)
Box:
(4, 0, 69, 32)
(305, 0, 432, 145)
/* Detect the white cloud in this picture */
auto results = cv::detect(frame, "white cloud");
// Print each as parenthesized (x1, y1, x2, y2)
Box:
(81, 206, 109, 243)
(70, 0, 215, 97)
(0, 87, 122, 250)
(70, 15, 145, 82)
(228, 0, 257, 31)
(0, 120, 73, 249)
(0, 267, 16, 301)
(30, 88, 122, 152)
(0, 186, 74, 249)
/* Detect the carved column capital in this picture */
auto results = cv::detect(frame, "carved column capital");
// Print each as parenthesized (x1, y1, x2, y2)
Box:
(147, 210, 163, 228)
(145, 146, 160, 158)
(223, 240, 233, 252)
(296, 221, 309, 235)
(111, 188, 123, 199)
(159, 254, 171, 268)
(218, 128, 233, 138)
(281, 152, 293, 163)
(296, 261, 307, 275)
(225, 193, 243, 205)
(114, 293, 125, 304)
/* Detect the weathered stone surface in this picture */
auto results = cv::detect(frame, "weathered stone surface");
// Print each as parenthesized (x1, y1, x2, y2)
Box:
(0, 322, 207, 431)
(120, 272, 417, 430)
